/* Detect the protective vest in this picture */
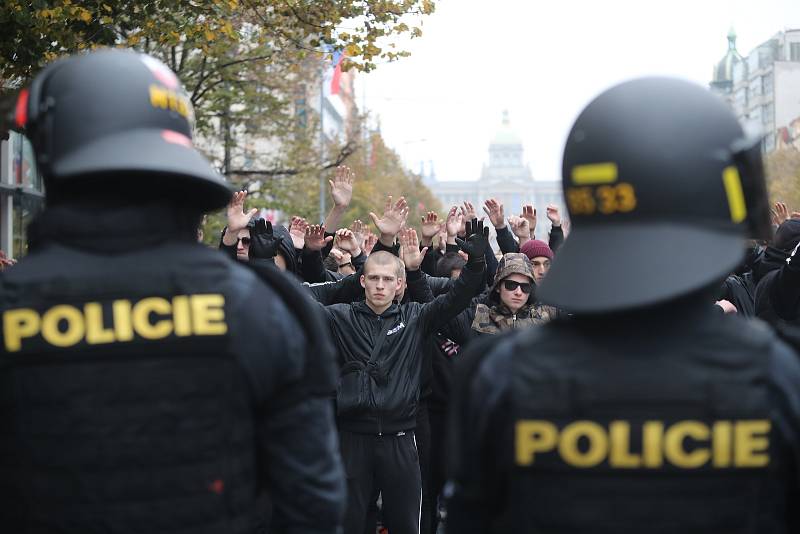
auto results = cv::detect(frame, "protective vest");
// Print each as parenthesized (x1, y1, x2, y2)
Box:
(0, 242, 263, 533)
(503, 315, 787, 534)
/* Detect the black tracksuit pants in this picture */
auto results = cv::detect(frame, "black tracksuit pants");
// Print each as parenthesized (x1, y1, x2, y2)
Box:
(415, 404, 433, 534)
(340, 429, 422, 534)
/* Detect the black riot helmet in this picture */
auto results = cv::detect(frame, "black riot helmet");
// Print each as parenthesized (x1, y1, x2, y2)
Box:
(13, 48, 231, 210)
(537, 77, 771, 314)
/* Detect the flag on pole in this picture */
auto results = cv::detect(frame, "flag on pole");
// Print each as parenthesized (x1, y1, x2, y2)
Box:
(330, 50, 345, 96)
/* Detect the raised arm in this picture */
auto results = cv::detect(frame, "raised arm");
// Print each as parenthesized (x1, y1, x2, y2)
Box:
(300, 225, 334, 283)
(219, 190, 258, 260)
(418, 218, 489, 336)
(546, 204, 565, 253)
(370, 195, 409, 249)
(399, 228, 435, 304)
(323, 165, 354, 230)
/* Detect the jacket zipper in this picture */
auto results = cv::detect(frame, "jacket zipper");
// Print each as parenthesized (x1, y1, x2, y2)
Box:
(377, 317, 383, 436)
(512, 313, 517, 328)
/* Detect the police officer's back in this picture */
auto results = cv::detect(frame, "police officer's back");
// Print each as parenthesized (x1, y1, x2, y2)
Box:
(446, 78, 800, 533)
(0, 50, 345, 532)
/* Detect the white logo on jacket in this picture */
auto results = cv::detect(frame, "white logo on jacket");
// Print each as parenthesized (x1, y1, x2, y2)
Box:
(386, 322, 405, 336)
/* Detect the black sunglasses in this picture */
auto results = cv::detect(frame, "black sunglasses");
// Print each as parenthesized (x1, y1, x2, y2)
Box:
(502, 280, 532, 293)
(237, 237, 251, 246)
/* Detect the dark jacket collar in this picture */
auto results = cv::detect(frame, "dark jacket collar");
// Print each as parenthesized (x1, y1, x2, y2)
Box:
(353, 300, 401, 318)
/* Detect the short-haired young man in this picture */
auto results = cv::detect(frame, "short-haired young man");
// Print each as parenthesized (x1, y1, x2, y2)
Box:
(317, 222, 488, 534)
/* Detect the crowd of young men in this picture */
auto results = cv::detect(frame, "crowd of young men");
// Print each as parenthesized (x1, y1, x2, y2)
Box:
(4, 49, 800, 534)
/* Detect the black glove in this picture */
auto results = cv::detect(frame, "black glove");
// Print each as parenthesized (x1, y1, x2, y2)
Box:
(456, 218, 489, 264)
(249, 218, 283, 261)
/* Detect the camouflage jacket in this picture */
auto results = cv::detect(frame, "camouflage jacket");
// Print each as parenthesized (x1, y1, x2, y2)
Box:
(470, 302, 561, 335)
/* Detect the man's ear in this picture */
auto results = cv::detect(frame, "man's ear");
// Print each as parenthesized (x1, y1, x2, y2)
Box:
(360, 274, 366, 288)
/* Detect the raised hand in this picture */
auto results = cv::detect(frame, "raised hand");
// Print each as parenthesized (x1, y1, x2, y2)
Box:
(508, 216, 530, 240)
(227, 190, 258, 233)
(369, 195, 409, 243)
(546, 204, 562, 227)
(420, 211, 442, 242)
(521, 204, 537, 237)
(350, 219, 366, 250)
(304, 224, 333, 251)
(483, 198, 506, 229)
(775, 201, 790, 225)
(289, 216, 309, 249)
(249, 218, 283, 260)
(436, 226, 448, 250)
(363, 231, 378, 255)
(335, 228, 362, 256)
(445, 206, 463, 238)
(461, 201, 477, 221)
(399, 228, 428, 271)
(456, 218, 490, 263)
(329, 165, 355, 208)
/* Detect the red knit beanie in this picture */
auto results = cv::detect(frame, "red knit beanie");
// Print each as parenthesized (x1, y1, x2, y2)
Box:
(520, 239, 553, 260)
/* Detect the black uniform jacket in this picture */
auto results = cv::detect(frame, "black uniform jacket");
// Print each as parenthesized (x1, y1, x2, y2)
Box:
(448, 299, 800, 534)
(0, 212, 345, 534)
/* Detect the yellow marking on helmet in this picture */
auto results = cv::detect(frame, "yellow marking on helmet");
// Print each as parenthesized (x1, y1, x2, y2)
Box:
(722, 166, 747, 223)
(572, 163, 618, 185)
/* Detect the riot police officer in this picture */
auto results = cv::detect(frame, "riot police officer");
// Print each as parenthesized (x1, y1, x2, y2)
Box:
(0, 49, 345, 532)
(446, 77, 800, 533)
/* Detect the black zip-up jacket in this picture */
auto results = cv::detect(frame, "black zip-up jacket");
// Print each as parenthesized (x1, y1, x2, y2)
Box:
(319, 264, 484, 434)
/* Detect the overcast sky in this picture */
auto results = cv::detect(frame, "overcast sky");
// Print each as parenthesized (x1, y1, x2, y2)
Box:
(355, 0, 800, 183)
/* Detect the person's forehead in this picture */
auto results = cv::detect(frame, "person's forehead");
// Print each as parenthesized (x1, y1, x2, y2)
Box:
(238, 228, 249, 239)
(365, 262, 398, 277)
(532, 256, 550, 263)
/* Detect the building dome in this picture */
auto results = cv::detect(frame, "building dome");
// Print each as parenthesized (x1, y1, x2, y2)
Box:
(490, 110, 522, 145)
(713, 27, 743, 83)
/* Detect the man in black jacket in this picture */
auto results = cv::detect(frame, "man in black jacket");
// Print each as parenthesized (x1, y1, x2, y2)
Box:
(1, 49, 345, 533)
(318, 221, 487, 534)
(755, 219, 800, 327)
(448, 77, 800, 533)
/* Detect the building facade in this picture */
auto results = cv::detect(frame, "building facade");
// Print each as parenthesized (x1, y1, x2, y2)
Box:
(0, 132, 45, 260)
(425, 111, 564, 238)
(711, 28, 800, 152)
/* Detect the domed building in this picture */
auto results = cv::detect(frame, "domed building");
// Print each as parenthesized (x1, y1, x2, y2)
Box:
(424, 111, 564, 238)
(710, 27, 743, 105)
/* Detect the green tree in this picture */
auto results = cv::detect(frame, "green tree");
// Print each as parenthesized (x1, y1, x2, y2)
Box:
(201, 126, 442, 245)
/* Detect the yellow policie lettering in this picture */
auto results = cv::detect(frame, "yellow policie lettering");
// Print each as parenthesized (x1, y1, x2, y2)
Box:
(149, 85, 190, 119)
(2, 294, 227, 352)
(515, 419, 771, 469)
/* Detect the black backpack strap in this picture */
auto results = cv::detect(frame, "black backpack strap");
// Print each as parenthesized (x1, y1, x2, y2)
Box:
(247, 263, 337, 395)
